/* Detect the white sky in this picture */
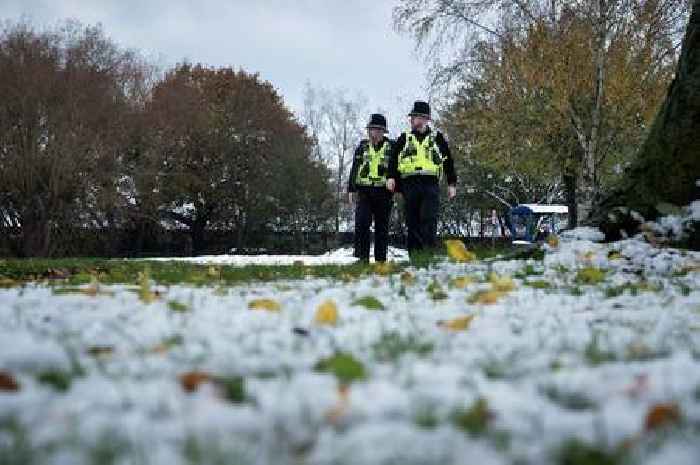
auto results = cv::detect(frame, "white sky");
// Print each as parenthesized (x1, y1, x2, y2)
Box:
(2, 0, 429, 129)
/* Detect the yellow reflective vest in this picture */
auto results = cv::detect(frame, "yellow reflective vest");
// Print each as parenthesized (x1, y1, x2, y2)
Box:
(355, 140, 390, 187)
(397, 132, 443, 178)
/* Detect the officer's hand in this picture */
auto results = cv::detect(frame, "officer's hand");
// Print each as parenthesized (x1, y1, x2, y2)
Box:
(448, 185, 457, 200)
(386, 179, 396, 192)
(348, 192, 355, 203)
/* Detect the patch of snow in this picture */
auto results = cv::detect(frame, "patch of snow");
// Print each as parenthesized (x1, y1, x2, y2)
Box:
(559, 226, 605, 242)
(140, 246, 409, 266)
(1, 233, 699, 464)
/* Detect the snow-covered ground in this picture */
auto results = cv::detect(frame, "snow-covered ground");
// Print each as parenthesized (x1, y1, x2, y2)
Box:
(142, 245, 410, 266)
(1, 230, 699, 465)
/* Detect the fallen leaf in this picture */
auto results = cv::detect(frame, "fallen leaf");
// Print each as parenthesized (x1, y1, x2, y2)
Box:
(0, 371, 20, 391)
(644, 402, 682, 431)
(450, 275, 476, 289)
(207, 266, 220, 279)
(179, 371, 212, 393)
(438, 314, 475, 331)
(546, 234, 560, 248)
(326, 384, 352, 424)
(248, 298, 281, 312)
(352, 295, 385, 311)
(372, 262, 395, 276)
(292, 327, 310, 336)
(168, 300, 190, 313)
(444, 240, 477, 263)
(138, 269, 159, 304)
(488, 273, 516, 292)
(575, 267, 606, 285)
(315, 299, 339, 325)
(427, 280, 448, 300)
(400, 271, 416, 285)
(467, 289, 504, 305)
(315, 353, 366, 384)
(87, 345, 114, 357)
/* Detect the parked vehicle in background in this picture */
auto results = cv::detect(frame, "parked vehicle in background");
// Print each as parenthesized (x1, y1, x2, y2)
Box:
(506, 204, 569, 244)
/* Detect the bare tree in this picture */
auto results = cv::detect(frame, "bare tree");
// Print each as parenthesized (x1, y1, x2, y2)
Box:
(301, 85, 367, 234)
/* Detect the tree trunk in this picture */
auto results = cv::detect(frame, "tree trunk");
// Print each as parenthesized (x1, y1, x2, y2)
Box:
(564, 172, 578, 229)
(594, 1, 700, 239)
(191, 218, 207, 255)
(20, 209, 51, 257)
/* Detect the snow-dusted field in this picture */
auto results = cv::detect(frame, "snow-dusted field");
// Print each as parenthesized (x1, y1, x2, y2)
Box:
(1, 230, 699, 465)
(142, 246, 410, 266)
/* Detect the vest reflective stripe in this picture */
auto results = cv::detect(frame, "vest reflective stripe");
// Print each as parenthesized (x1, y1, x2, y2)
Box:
(355, 140, 389, 187)
(397, 132, 443, 178)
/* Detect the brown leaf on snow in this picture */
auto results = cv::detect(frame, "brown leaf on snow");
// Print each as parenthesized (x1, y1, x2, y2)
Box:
(326, 384, 351, 425)
(400, 271, 416, 285)
(179, 371, 212, 393)
(644, 402, 682, 431)
(0, 371, 20, 391)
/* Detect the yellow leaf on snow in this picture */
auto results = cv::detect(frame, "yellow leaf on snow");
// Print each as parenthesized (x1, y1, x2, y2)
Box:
(488, 273, 516, 293)
(137, 269, 159, 304)
(450, 275, 476, 289)
(438, 314, 475, 331)
(444, 240, 477, 263)
(468, 289, 504, 305)
(248, 298, 281, 312)
(315, 299, 339, 326)
(372, 262, 396, 276)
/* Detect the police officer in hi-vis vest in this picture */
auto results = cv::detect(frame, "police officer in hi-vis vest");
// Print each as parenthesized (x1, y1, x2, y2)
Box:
(386, 101, 457, 256)
(348, 113, 394, 262)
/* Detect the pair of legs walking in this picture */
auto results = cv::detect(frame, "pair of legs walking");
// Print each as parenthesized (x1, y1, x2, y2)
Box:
(401, 178, 440, 257)
(354, 189, 392, 262)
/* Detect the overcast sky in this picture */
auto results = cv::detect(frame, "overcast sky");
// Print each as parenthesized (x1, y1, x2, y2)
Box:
(3, 0, 428, 129)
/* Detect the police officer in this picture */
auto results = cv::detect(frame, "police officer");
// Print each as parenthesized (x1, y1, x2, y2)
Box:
(386, 101, 457, 256)
(348, 113, 394, 262)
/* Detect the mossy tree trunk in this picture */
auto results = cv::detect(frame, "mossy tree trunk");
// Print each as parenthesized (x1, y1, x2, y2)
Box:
(594, 0, 700, 237)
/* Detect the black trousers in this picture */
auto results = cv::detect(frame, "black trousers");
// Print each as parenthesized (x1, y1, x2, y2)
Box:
(354, 188, 393, 262)
(401, 177, 440, 255)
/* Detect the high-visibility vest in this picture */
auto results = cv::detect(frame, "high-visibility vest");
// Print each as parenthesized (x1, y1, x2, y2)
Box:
(397, 131, 443, 178)
(355, 140, 390, 187)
